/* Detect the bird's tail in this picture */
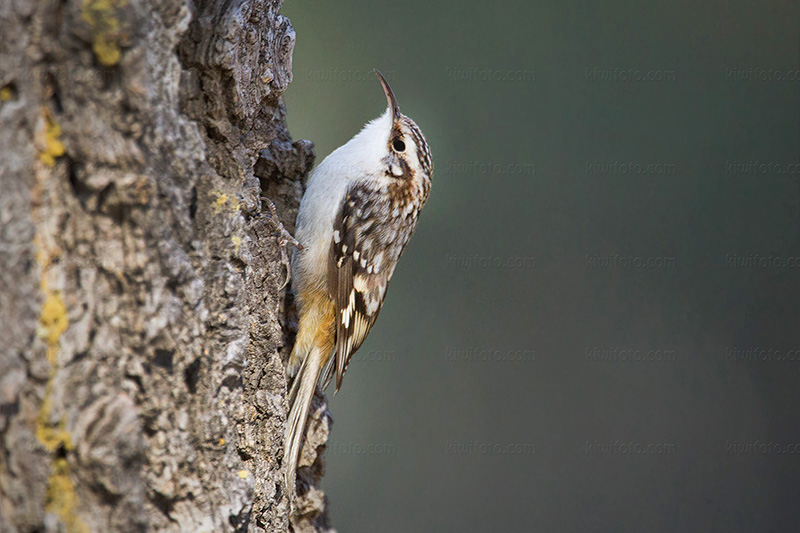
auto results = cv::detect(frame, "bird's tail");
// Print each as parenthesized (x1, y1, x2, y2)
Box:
(284, 344, 324, 495)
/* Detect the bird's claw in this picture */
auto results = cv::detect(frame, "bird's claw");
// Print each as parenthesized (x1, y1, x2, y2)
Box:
(260, 197, 301, 290)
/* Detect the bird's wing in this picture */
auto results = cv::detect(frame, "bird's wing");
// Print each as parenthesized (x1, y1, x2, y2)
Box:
(325, 183, 418, 392)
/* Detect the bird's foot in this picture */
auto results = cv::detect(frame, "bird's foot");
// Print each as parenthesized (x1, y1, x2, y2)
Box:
(260, 196, 302, 290)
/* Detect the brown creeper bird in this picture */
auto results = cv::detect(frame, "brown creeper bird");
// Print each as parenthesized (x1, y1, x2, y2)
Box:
(284, 70, 432, 491)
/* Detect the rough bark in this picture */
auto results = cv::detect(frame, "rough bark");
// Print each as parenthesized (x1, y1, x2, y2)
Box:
(0, 0, 332, 531)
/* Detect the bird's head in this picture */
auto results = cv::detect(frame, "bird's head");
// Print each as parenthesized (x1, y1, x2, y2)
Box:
(337, 70, 432, 186)
(373, 70, 433, 183)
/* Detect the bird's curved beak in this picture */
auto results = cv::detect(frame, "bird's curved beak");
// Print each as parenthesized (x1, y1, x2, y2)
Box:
(375, 69, 400, 121)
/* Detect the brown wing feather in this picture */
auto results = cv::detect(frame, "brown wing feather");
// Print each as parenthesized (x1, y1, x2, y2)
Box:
(327, 210, 377, 391)
(326, 183, 420, 392)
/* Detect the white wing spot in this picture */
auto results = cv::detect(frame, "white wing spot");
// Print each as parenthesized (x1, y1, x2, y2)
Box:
(333, 230, 341, 243)
(353, 274, 369, 292)
(366, 294, 380, 314)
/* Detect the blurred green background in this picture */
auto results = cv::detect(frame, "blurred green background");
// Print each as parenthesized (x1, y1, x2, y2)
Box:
(281, 1, 800, 531)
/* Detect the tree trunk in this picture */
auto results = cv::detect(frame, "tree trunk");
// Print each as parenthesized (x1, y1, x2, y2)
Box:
(0, 0, 332, 531)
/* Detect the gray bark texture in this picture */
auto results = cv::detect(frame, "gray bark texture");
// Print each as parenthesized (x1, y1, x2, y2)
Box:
(0, 0, 334, 531)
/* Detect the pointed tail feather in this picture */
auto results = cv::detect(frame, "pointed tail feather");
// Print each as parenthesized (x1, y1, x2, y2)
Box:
(284, 346, 324, 497)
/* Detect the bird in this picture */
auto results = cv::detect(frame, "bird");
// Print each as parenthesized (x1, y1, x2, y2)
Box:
(283, 70, 432, 494)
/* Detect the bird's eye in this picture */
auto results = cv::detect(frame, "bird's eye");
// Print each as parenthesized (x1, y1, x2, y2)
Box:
(392, 139, 406, 152)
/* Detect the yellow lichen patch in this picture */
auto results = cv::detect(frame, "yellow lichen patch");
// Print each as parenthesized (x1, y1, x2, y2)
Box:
(219, 437, 226, 446)
(214, 193, 229, 212)
(34, 238, 85, 533)
(40, 291, 69, 351)
(0, 86, 14, 101)
(35, 275, 73, 460)
(237, 469, 250, 479)
(46, 458, 89, 533)
(231, 235, 242, 255)
(82, 0, 128, 67)
(36, 110, 66, 168)
(36, 393, 73, 453)
(212, 190, 242, 213)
